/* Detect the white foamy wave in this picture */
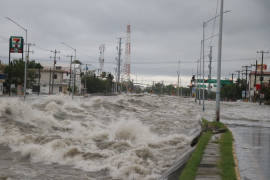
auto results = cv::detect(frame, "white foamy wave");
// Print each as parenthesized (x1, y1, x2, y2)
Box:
(0, 94, 201, 179)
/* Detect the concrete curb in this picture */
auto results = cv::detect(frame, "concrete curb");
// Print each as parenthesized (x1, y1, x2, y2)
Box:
(233, 142, 241, 180)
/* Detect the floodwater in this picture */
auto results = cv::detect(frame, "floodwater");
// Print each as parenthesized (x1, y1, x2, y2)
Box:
(230, 125, 270, 180)
(1, 95, 269, 180)
(0, 94, 202, 180)
(202, 100, 270, 180)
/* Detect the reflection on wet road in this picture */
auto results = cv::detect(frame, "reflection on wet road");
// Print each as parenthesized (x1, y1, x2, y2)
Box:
(229, 125, 270, 180)
(202, 101, 270, 180)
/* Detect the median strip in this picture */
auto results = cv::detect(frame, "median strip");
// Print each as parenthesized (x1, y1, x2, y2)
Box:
(179, 120, 238, 180)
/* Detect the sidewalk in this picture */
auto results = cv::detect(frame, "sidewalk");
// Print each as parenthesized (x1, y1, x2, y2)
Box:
(195, 134, 221, 180)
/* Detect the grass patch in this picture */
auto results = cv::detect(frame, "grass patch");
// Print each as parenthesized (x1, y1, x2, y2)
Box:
(178, 131, 212, 180)
(219, 128, 237, 180)
(179, 119, 238, 180)
(202, 118, 225, 130)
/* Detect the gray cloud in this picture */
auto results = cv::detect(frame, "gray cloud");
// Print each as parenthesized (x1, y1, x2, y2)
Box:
(0, 0, 269, 85)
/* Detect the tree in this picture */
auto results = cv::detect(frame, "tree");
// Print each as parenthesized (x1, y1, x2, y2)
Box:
(4, 59, 43, 89)
(82, 72, 114, 94)
(262, 86, 270, 105)
(72, 60, 82, 65)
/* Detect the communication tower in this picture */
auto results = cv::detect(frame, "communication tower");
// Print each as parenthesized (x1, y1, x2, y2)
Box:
(99, 44, 105, 74)
(124, 24, 131, 81)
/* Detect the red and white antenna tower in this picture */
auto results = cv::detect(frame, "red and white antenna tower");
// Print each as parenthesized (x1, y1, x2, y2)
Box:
(124, 24, 131, 81)
(99, 44, 105, 74)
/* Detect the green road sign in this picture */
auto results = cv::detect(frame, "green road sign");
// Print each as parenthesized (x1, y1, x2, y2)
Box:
(196, 79, 233, 85)
(197, 85, 207, 88)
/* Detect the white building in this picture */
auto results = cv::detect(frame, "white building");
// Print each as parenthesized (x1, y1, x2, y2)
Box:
(33, 67, 69, 94)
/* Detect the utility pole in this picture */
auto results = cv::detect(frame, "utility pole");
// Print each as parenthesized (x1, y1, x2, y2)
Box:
(180, 78, 183, 96)
(241, 72, 244, 83)
(216, 0, 224, 122)
(24, 43, 34, 96)
(195, 59, 199, 103)
(231, 73, 234, 82)
(208, 46, 213, 95)
(235, 70, 241, 85)
(257, 50, 269, 105)
(67, 55, 73, 94)
(72, 64, 76, 99)
(252, 60, 258, 101)
(49, 68, 52, 94)
(151, 81, 154, 94)
(177, 60, 180, 97)
(161, 81, 164, 95)
(8, 45, 11, 96)
(202, 22, 206, 111)
(242, 65, 251, 99)
(199, 40, 203, 105)
(117, 38, 122, 93)
(84, 64, 89, 94)
(38, 66, 41, 96)
(50, 49, 60, 94)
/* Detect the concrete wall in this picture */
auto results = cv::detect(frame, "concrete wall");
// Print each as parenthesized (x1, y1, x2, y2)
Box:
(35, 70, 68, 94)
(38, 71, 64, 86)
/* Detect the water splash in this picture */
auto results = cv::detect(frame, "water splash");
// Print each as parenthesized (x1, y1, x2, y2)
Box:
(0, 94, 201, 179)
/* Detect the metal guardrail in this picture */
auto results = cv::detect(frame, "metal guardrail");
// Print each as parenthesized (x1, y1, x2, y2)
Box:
(159, 146, 195, 180)
(159, 130, 202, 180)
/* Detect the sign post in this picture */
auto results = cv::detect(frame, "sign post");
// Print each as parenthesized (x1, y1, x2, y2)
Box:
(8, 36, 24, 96)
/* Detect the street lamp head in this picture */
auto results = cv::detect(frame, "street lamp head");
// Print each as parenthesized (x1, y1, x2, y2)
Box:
(5, 17, 27, 32)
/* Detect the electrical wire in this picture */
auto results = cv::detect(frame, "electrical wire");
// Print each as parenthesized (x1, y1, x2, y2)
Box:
(209, 0, 219, 47)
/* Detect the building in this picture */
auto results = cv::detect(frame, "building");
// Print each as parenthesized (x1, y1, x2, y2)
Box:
(249, 71, 270, 97)
(32, 66, 69, 94)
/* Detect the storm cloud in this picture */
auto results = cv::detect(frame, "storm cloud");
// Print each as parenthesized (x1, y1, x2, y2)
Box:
(0, 0, 269, 85)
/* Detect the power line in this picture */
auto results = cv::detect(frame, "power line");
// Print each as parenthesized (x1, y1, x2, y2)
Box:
(209, 0, 219, 47)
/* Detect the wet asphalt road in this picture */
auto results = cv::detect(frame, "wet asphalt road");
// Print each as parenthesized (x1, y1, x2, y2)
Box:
(229, 124, 270, 180)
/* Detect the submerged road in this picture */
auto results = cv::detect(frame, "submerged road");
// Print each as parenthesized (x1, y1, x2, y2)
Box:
(201, 100, 270, 180)
(228, 123, 270, 180)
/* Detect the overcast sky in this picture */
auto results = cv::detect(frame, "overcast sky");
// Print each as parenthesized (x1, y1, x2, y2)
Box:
(0, 0, 269, 86)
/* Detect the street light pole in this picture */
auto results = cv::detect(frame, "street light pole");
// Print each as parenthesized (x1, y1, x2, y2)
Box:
(61, 42, 76, 60)
(201, 10, 230, 111)
(5, 17, 28, 100)
(199, 40, 202, 105)
(216, 0, 224, 122)
(24, 31, 28, 100)
(196, 59, 199, 103)
(177, 60, 180, 97)
(202, 22, 206, 111)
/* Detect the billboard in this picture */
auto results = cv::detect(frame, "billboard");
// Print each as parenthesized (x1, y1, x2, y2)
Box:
(9, 36, 24, 53)
(257, 64, 267, 71)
